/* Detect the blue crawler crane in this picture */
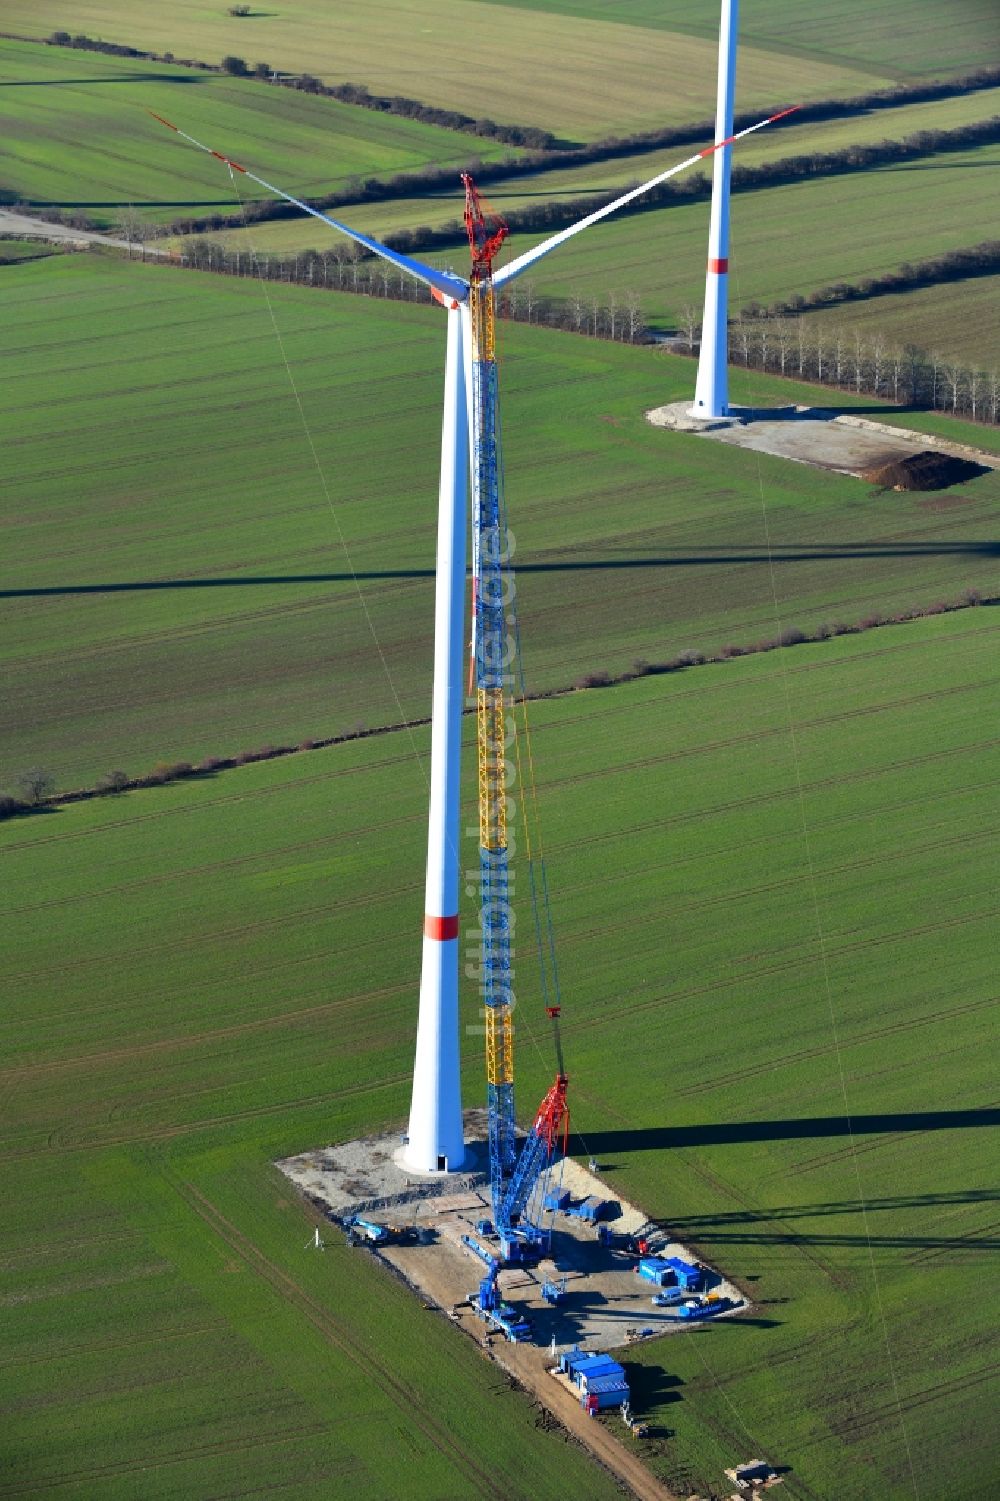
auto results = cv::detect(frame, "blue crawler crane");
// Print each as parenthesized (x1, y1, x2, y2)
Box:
(462, 178, 572, 1280)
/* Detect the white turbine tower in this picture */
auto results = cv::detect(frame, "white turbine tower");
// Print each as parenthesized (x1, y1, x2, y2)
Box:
(152, 103, 792, 1174)
(690, 0, 740, 420)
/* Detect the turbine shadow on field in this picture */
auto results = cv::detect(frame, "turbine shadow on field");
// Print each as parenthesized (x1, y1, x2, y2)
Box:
(647, 1188, 1000, 1253)
(573, 1108, 1000, 1158)
(0, 74, 206, 87)
(18, 200, 246, 211)
(4, 542, 999, 600)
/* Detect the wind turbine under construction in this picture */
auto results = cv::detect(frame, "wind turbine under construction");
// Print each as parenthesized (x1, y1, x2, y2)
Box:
(153, 97, 795, 1255)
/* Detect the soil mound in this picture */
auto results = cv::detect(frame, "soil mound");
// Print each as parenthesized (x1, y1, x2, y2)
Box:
(863, 450, 988, 491)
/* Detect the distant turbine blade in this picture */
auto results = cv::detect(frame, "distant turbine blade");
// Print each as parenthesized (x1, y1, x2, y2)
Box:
(149, 112, 469, 302)
(493, 105, 799, 288)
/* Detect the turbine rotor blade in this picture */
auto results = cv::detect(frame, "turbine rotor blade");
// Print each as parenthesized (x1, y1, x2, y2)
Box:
(149, 112, 469, 302)
(493, 105, 799, 289)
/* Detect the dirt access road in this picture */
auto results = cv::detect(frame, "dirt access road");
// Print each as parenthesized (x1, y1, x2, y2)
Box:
(0, 208, 166, 254)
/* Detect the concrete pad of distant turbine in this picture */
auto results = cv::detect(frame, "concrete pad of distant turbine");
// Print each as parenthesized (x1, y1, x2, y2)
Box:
(646, 402, 1000, 485)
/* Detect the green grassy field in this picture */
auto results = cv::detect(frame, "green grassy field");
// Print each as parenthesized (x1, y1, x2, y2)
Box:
(4, 254, 999, 795)
(2, 0, 888, 141)
(0, 39, 513, 230)
(193, 86, 1000, 255)
(470, 0, 1000, 77)
(805, 275, 1000, 369)
(2, 608, 997, 1499)
(0, 237, 62, 263)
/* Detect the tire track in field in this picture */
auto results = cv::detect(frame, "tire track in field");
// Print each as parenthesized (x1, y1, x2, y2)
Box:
(538, 676, 997, 796)
(772, 1096, 999, 1183)
(0, 1069, 412, 1163)
(523, 615, 1000, 744)
(546, 822, 996, 924)
(545, 822, 997, 956)
(0, 1321, 221, 1371)
(170, 1180, 509, 1501)
(830, 1362, 999, 1437)
(675, 1152, 848, 1288)
(0, 749, 422, 860)
(6, 736, 994, 984)
(0, 1422, 336, 1494)
(3, 625, 995, 869)
(0, 921, 400, 1040)
(0, 981, 412, 1084)
(560, 909, 997, 1051)
(2, 832, 422, 918)
(906, 1216, 1000, 1265)
(674, 998, 997, 1099)
(8, 801, 991, 1047)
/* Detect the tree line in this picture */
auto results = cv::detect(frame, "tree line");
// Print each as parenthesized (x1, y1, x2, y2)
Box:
(716, 317, 998, 425)
(171, 236, 650, 342)
(745, 240, 1000, 318)
(169, 114, 1000, 244)
(37, 26, 1000, 201)
(38, 30, 556, 149)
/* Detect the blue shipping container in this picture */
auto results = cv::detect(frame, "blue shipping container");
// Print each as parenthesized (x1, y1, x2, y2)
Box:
(664, 1256, 702, 1289)
(559, 1348, 587, 1376)
(638, 1257, 675, 1286)
(577, 1358, 625, 1387)
(581, 1376, 629, 1410)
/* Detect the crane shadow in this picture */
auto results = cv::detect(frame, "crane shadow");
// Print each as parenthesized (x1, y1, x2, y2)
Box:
(636, 1188, 1000, 1254)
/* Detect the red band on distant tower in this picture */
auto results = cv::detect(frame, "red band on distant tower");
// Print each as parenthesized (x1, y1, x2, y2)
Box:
(424, 914, 459, 940)
(708, 257, 729, 274)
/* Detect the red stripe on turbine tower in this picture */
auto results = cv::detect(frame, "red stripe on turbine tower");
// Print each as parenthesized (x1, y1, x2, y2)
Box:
(708, 257, 729, 273)
(424, 914, 460, 941)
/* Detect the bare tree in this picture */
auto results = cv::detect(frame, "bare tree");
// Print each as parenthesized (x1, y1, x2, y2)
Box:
(569, 291, 587, 334)
(901, 343, 924, 405)
(775, 320, 792, 376)
(607, 290, 619, 341)
(967, 366, 981, 421)
(988, 368, 999, 425)
(871, 333, 886, 398)
(624, 290, 644, 343)
(796, 319, 809, 376)
(113, 204, 148, 260)
(833, 328, 846, 387)
(590, 294, 601, 337)
(678, 302, 700, 354)
(852, 329, 866, 393)
(14, 768, 54, 806)
(942, 362, 962, 414)
(889, 346, 903, 404)
(735, 320, 752, 365)
(523, 279, 537, 324)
